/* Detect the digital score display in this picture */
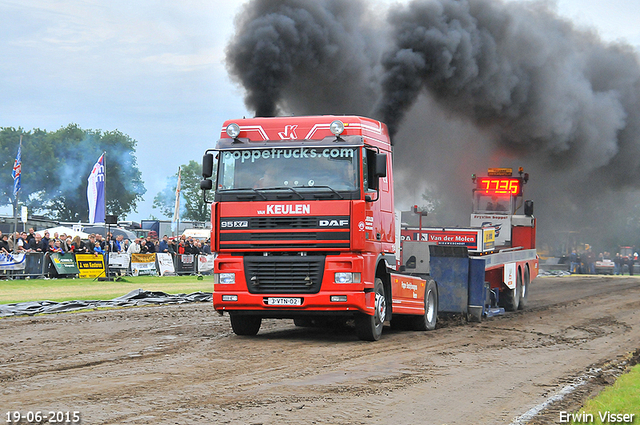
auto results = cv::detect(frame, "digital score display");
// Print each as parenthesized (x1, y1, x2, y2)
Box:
(477, 177, 521, 195)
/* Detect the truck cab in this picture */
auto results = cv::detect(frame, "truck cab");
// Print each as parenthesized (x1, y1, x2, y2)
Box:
(201, 116, 397, 340)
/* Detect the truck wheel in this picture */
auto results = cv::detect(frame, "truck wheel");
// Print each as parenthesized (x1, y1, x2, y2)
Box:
(502, 271, 521, 312)
(412, 279, 438, 331)
(518, 267, 530, 310)
(229, 313, 262, 336)
(355, 277, 386, 341)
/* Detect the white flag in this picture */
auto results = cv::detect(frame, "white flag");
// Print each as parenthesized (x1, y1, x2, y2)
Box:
(171, 167, 181, 232)
(87, 154, 106, 224)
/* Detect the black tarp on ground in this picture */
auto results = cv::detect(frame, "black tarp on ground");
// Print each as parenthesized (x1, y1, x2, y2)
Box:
(0, 289, 213, 317)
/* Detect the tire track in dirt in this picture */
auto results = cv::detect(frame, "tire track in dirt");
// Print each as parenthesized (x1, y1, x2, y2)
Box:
(0, 276, 638, 424)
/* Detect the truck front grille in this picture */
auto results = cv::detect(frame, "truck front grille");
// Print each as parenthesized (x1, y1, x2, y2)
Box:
(244, 255, 325, 294)
(250, 217, 317, 229)
(219, 215, 350, 251)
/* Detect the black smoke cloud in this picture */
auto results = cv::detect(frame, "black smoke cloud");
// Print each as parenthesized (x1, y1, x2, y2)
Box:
(378, 0, 640, 178)
(226, 0, 381, 117)
(226, 0, 640, 253)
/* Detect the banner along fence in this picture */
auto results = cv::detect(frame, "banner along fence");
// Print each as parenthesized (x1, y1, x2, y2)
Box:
(0, 252, 216, 280)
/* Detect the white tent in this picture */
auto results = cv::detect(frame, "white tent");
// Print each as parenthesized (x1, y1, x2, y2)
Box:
(35, 226, 90, 239)
(182, 228, 211, 240)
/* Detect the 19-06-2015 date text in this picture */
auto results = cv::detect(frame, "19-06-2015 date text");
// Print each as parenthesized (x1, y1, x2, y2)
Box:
(5, 411, 80, 424)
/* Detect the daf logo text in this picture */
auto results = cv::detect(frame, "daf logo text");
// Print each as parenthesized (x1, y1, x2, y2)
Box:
(319, 219, 349, 227)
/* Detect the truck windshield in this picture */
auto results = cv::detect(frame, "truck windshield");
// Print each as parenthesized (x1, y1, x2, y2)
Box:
(216, 146, 360, 199)
(473, 192, 513, 214)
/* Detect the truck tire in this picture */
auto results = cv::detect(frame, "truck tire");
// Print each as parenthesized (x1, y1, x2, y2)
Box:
(229, 313, 262, 336)
(412, 279, 438, 331)
(502, 271, 521, 312)
(355, 277, 386, 341)
(518, 266, 530, 310)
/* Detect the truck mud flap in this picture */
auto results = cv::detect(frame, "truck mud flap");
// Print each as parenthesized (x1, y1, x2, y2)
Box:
(429, 246, 469, 314)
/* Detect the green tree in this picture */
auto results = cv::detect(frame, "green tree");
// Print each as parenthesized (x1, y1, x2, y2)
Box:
(153, 160, 210, 222)
(0, 124, 146, 221)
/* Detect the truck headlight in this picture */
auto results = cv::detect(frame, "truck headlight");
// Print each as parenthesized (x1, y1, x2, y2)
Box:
(330, 120, 345, 136)
(226, 123, 241, 138)
(334, 272, 361, 283)
(215, 272, 235, 284)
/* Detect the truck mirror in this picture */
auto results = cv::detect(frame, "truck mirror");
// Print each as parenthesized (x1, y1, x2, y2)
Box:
(200, 179, 213, 191)
(202, 153, 214, 178)
(524, 200, 534, 216)
(375, 153, 387, 178)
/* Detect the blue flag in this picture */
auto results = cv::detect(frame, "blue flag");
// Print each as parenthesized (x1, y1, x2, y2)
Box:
(87, 154, 106, 224)
(12, 138, 22, 197)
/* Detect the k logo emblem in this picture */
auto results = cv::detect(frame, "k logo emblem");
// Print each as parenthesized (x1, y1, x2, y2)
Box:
(278, 125, 298, 139)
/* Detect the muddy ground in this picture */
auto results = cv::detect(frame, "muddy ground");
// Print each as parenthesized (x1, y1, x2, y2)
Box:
(1, 275, 639, 425)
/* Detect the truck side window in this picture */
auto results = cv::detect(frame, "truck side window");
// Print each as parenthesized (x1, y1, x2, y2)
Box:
(362, 148, 369, 190)
(364, 148, 379, 191)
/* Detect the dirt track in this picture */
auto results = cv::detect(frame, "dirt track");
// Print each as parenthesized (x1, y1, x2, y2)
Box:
(1, 275, 639, 425)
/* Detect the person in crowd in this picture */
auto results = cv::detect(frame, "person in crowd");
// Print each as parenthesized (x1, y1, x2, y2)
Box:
(26, 228, 36, 244)
(93, 236, 106, 255)
(60, 235, 71, 253)
(193, 239, 203, 254)
(0, 231, 9, 253)
(144, 236, 156, 253)
(5, 232, 14, 252)
(42, 231, 50, 249)
(629, 254, 636, 276)
(614, 253, 622, 275)
(13, 232, 27, 252)
(183, 237, 197, 255)
(95, 233, 105, 251)
(202, 238, 211, 254)
(106, 233, 117, 252)
(85, 234, 96, 253)
(29, 233, 47, 253)
(158, 235, 169, 254)
(127, 238, 141, 255)
(71, 236, 86, 253)
(586, 249, 596, 275)
(27, 233, 38, 251)
(569, 250, 579, 274)
(167, 237, 177, 255)
(48, 239, 63, 253)
(117, 235, 127, 253)
(178, 235, 187, 254)
(139, 238, 148, 253)
(105, 233, 112, 252)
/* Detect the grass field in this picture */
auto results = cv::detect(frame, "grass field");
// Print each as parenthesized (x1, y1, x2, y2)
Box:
(570, 357, 640, 424)
(0, 275, 214, 304)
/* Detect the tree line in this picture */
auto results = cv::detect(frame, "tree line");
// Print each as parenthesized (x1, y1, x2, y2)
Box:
(0, 125, 209, 222)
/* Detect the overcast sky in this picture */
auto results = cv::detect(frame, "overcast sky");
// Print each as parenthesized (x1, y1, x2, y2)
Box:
(1, 0, 639, 222)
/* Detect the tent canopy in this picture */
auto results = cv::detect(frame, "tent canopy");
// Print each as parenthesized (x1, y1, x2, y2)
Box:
(182, 228, 211, 240)
(82, 226, 137, 241)
(36, 226, 90, 239)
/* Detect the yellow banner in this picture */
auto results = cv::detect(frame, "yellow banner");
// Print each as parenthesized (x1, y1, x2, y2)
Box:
(131, 253, 156, 264)
(75, 253, 105, 278)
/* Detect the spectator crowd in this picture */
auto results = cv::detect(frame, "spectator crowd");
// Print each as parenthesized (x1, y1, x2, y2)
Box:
(569, 248, 637, 275)
(0, 228, 211, 257)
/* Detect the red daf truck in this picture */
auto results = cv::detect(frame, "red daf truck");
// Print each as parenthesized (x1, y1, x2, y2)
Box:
(200, 115, 538, 340)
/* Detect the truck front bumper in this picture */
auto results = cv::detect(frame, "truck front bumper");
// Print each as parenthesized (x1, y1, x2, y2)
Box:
(213, 290, 374, 317)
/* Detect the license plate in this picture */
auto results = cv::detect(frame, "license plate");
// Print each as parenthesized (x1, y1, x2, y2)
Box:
(267, 297, 302, 306)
